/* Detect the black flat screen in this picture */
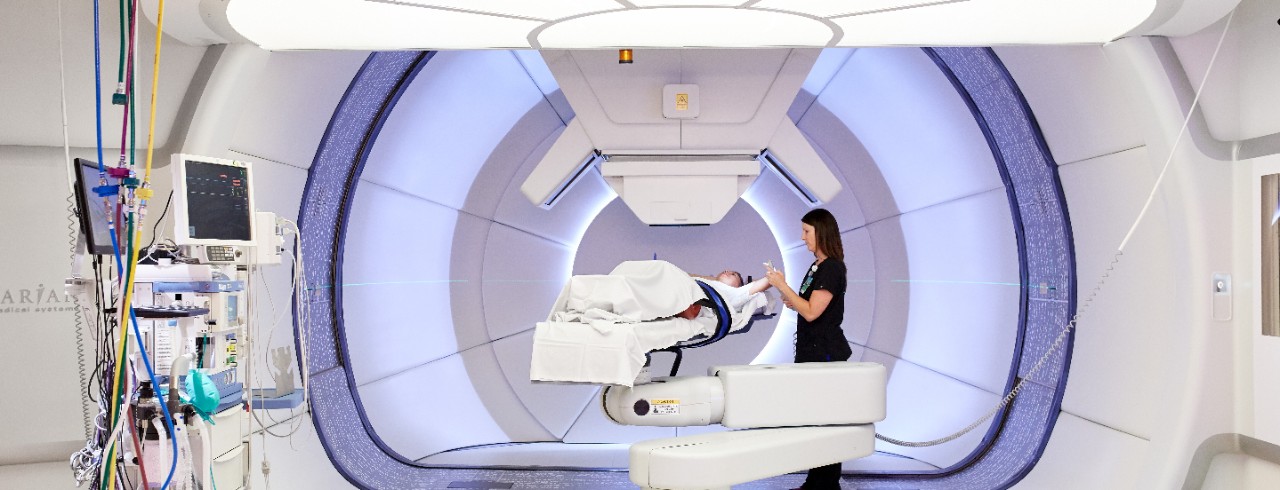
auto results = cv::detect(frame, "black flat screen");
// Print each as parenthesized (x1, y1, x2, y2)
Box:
(184, 159, 251, 242)
(73, 158, 121, 255)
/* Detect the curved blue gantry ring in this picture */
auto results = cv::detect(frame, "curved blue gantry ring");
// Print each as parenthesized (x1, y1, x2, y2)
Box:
(294, 48, 1076, 489)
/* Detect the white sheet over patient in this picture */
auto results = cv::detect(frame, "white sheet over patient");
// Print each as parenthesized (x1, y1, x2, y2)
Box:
(549, 260, 704, 325)
(531, 260, 769, 386)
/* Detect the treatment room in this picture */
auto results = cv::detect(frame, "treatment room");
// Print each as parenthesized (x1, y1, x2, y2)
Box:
(2, 0, 1280, 489)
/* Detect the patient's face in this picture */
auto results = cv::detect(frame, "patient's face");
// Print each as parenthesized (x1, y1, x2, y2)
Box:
(717, 271, 743, 287)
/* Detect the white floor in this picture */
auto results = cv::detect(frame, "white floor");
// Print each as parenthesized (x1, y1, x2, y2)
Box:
(419, 441, 939, 473)
(0, 438, 938, 490)
(65, 422, 1280, 490)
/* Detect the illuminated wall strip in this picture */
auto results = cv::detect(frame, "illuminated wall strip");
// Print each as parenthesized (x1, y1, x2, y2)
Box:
(295, 46, 1075, 488)
(842, 47, 1075, 487)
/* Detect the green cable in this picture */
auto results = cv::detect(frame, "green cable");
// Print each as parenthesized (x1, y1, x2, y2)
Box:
(111, 0, 127, 105)
(129, 72, 136, 167)
(100, 214, 135, 490)
(128, 0, 136, 165)
(116, 0, 125, 83)
(100, 355, 129, 489)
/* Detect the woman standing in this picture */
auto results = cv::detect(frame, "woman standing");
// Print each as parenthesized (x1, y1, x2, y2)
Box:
(765, 208, 852, 490)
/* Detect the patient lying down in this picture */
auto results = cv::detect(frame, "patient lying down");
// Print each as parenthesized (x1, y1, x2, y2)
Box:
(530, 260, 773, 386)
(677, 269, 771, 320)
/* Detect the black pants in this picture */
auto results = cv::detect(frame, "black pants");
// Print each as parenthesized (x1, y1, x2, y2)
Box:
(801, 462, 843, 489)
(795, 347, 851, 489)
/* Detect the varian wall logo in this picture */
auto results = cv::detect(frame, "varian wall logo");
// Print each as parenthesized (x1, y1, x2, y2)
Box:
(0, 282, 76, 314)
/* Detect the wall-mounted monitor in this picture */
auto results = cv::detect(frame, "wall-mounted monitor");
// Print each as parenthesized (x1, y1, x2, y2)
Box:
(172, 153, 256, 247)
(72, 158, 122, 255)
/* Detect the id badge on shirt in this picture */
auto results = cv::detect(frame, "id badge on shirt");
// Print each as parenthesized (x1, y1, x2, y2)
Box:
(799, 263, 817, 295)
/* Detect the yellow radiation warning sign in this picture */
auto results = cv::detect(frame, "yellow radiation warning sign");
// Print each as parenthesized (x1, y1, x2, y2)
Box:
(651, 398, 680, 415)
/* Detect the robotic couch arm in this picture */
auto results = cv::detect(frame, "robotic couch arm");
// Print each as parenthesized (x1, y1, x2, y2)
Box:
(602, 362, 887, 490)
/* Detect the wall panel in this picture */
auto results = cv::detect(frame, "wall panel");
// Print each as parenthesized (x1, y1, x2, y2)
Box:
(1014, 413, 1148, 489)
(862, 350, 999, 469)
(995, 45, 1144, 166)
(231, 50, 371, 169)
(815, 48, 1001, 216)
(1057, 148, 1174, 440)
(342, 181, 467, 385)
(359, 50, 545, 209)
(871, 189, 1020, 393)
(359, 347, 552, 462)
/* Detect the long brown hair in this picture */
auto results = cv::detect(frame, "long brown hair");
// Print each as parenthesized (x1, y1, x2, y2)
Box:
(802, 208, 844, 262)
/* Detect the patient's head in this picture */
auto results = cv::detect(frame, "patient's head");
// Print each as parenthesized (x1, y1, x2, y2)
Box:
(716, 270, 744, 288)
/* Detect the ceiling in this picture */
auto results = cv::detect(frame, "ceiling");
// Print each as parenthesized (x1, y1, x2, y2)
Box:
(0, 0, 1248, 150)
(223, 0, 1239, 50)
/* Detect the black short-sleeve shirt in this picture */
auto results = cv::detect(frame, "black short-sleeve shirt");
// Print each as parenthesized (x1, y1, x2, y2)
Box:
(795, 259, 851, 363)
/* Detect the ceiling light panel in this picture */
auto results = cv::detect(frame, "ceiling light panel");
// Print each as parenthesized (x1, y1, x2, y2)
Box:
(831, 0, 1155, 45)
(537, 8, 834, 48)
(227, 0, 541, 50)
(387, 0, 621, 21)
(753, 0, 957, 18)
(627, 0, 747, 6)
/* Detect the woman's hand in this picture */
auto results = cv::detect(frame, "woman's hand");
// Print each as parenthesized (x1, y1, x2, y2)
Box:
(764, 263, 786, 289)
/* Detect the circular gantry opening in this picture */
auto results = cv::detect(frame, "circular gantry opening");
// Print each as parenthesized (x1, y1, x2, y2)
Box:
(316, 46, 1067, 485)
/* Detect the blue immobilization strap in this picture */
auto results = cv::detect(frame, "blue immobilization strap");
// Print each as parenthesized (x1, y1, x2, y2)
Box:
(684, 281, 733, 349)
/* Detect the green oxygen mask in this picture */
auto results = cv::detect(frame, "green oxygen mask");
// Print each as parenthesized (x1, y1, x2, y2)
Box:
(183, 370, 222, 423)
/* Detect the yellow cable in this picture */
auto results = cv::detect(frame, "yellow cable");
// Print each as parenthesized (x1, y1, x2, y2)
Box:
(140, 0, 164, 186)
(107, 2, 164, 489)
(102, 292, 129, 489)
